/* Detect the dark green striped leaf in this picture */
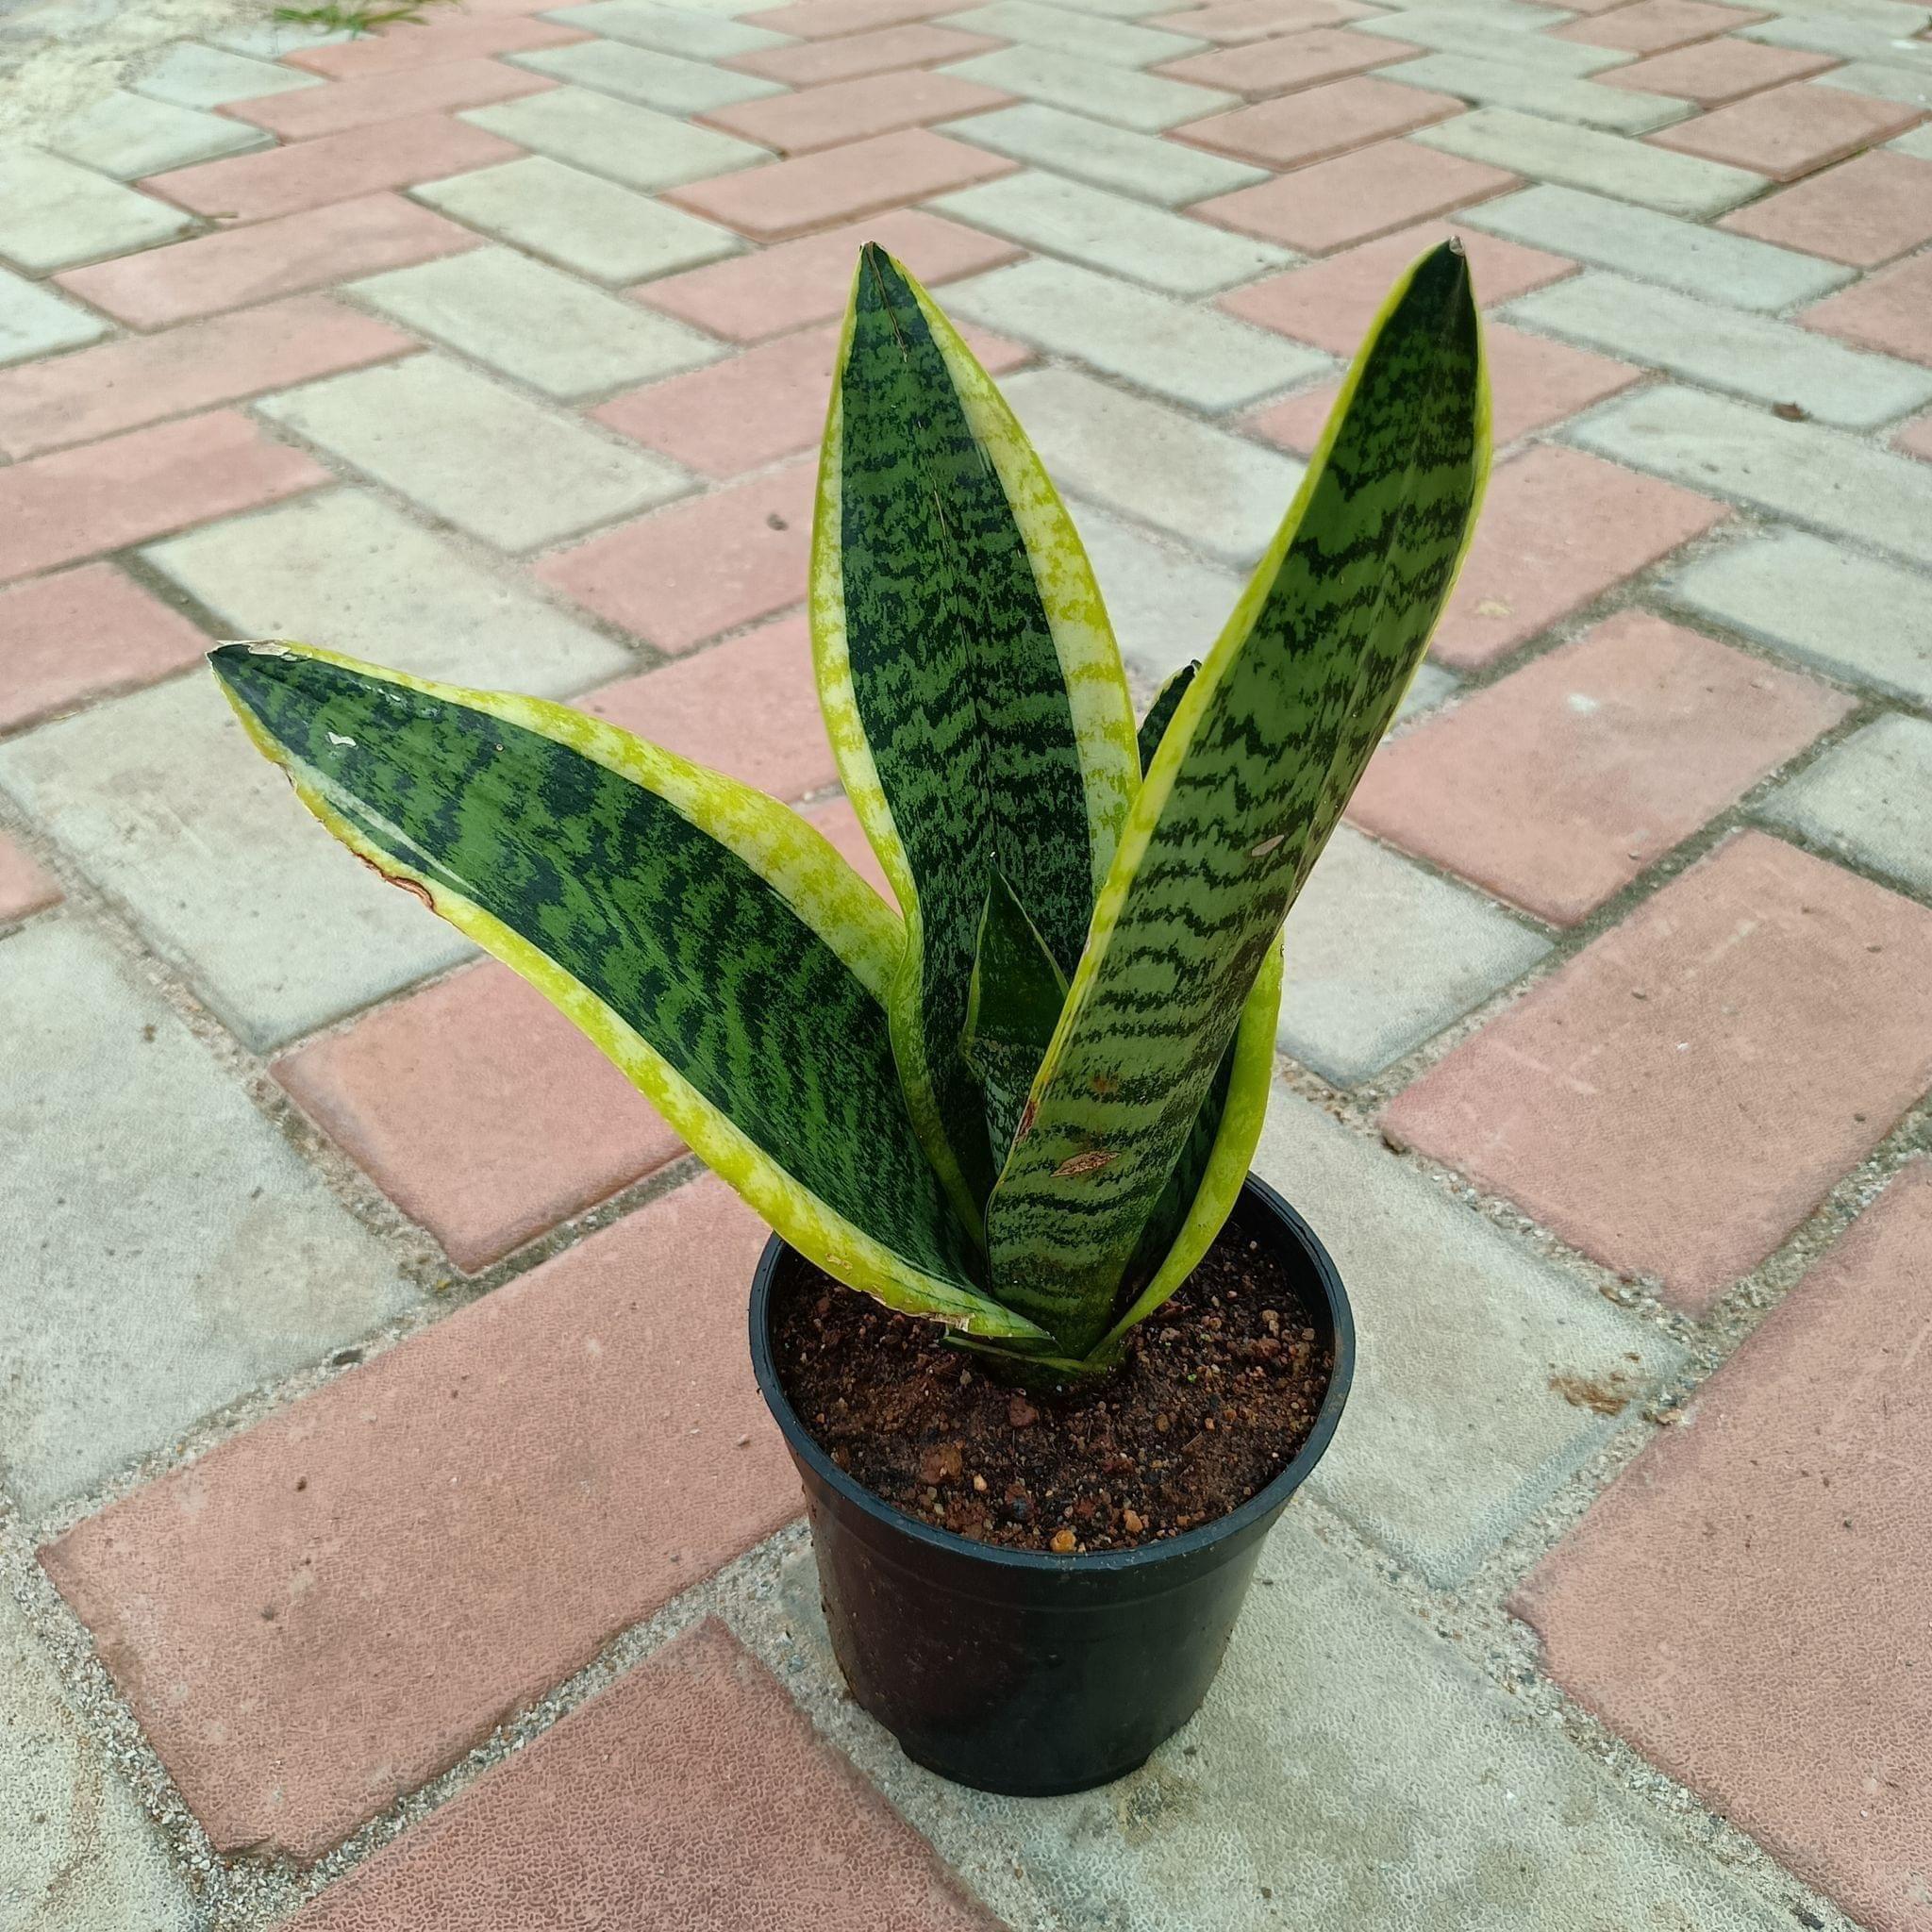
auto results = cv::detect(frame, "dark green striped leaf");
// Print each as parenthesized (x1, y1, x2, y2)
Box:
(1136, 661, 1198, 775)
(961, 873, 1068, 1166)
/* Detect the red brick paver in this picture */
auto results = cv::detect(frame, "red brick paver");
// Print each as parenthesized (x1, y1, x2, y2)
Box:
(1384, 832, 1932, 1310)
(1152, 0, 1375, 42)
(290, 1622, 998, 1931)
(1896, 408, 1932, 462)
(756, 0, 968, 36)
(1348, 612, 1853, 924)
(1556, 0, 1769, 53)
(0, 411, 325, 583)
(727, 23, 1002, 84)
(274, 963, 686, 1272)
(284, 13, 588, 76)
(1600, 38, 1838, 106)
(1175, 75, 1463, 170)
(42, 1175, 799, 1862)
(1514, 1162, 1932, 1932)
(1799, 252, 1932, 365)
(0, 832, 59, 923)
(1721, 151, 1932, 266)
(698, 68, 1011, 155)
(220, 58, 553, 140)
(1430, 444, 1728, 670)
(1647, 81, 1924, 182)
(1158, 27, 1422, 98)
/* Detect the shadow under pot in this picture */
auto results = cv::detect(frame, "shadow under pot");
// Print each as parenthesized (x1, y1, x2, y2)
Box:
(748, 1173, 1355, 1797)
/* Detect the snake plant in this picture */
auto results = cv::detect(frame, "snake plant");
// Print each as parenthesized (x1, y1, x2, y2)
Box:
(211, 241, 1489, 1375)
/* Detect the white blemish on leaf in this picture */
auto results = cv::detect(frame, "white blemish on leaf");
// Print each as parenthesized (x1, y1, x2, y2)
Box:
(326, 731, 357, 748)
(1250, 834, 1286, 858)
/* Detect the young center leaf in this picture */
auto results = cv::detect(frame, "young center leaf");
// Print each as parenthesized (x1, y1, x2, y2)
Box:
(209, 641, 1046, 1344)
(960, 872, 1068, 1167)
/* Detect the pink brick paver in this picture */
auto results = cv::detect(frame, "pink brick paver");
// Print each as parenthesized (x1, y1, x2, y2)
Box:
(1648, 81, 1924, 181)
(142, 114, 524, 222)
(274, 962, 686, 1272)
(0, 562, 214, 732)
(1429, 444, 1728, 669)
(1799, 252, 1932, 366)
(1556, 0, 1769, 53)
(0, 296, 412, 459)
(664, 128, 1017, 240)
(1896, 409, 1932, 462)
(1513, 1162, 1932, 1932)
(1347, 612, 1853, 924)
(1721, 150, 1932, 265)
(754, 0, 967, 37)
(537, 460, 816, 652)
(1599, 38, 1838, 106)
(1150, 0, 1375, 42)
(290, 1622, 998, 1931)
(0, 411, 325, 584)
(631, 208, 1021, 341)
(0, 833, 60, 924)
(1175, 75, 1463, 170)
(55, 193, 479, 328)
(42, 1174, 799, 1862)
(1220, 222, 1574, 353)
(1247, 322, 1636, 453)
(1158, 28, 1424, 99)
(698, 68, 1011, 155)
(285, 13, 588, 76)
(727, 22, 1002, 84)
(1383, 831, 1932, 1310)
(220, 58, 554, 140)
(1192, 141, 1519, 254)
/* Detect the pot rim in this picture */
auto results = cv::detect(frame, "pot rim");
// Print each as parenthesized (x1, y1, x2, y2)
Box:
(748, 1172, 1356, 1576)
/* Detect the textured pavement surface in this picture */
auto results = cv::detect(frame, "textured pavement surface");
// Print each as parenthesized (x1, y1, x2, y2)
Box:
(0, 0, 1929, 1924)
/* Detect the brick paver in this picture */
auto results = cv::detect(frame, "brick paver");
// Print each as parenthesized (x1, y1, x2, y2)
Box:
(5, 1, 1931, 1924)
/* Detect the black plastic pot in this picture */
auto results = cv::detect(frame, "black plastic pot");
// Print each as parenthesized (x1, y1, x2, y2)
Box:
(748, 1174, 1355, 1796)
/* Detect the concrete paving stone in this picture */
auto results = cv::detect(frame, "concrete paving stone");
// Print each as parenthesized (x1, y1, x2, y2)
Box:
(0, 832, 60, 923)
(1381, 51, 1696, 132)
(1414, 106, 1767, 215)
(0, 295, 410, 460)
(286, 10, 590, 74)
(1351, 611, 1852, 924)
(132, 38, 325, 108)
(1762, 712, 1932, 899)
(699, 65, 1011, 151)
(546, 0, 796, 55)
(46, 86, 269, 177)
(728, 20, 1001, 80)
(1513, 1160, 1932, 1932)
(42, 1177, 801, 1863)
(1157, 25, 1424, 97)
(1556, 0, 1769, 51)
(258, 354, 691, 552)
(284, 1622, 996, 1928)
(1252, 1087, 1679, 1581)
(932, 169, 1289, 295)
(1461, 180, 1855, 308)
(592, 317, 1027, 473)
(463, 84, 769, 190)
(1665, 529, 1932, 703)
(1892, 123, 1932, 158)
(1277, 824, 1552, 1082)
(204, 17, 354, 57)
(1219, 220, 1573, 354)
(1507, 269, 1932, 429)
(352, 246, 722, 400)
(511, 35, 787, 109)
(942, 43, 1237, 129)
(1567, 383, 1932, 570)
(668, 125, 1015, 236)
(1064, 497, 1244, 681)
(0, 409, 325, 585)
(1432, 442, 1728, 669)
(1192, 139, 1519, 254)
(143, 111, 523, 222)
(1740, 8, 1932, 58)
(275, 959, 685, 1270)
(54, 192, 481, 328)
(536, 458, 816, 650)
(1149, 0, 1379, 40)
(0, 561, 214, 734)
(1801, 251, 1932, 367)
(225, 58, 556, 140)
(944, 257, 1325, 408)
(1817, 58, 1932, 110)
(1352, 8, 1638, 71)
(0, 264, 108, 366)
(1250, 321, 1637, 451)
(774, 1508, 1786, 1931)
(146, 488, 632, 691)
(758, 0, 977, 30)
(1176, 73, 1463, 166)
(0, 920, 417, 1514)
(0, 147, 193, 274)
(0, 1586, 200, 1929)
(1720, 149, 1932, 264)
(944, 0, 1206, 60)
(1003, 365, 1302, 563)
(630, 207, 1017, 338)
(1600, 35, 1836, 102)
(414, 155, 744, 285)
(1649, 75, 1924, 178)
(944, 101, 1267, 203)
(1384, 830, 1932, 1310)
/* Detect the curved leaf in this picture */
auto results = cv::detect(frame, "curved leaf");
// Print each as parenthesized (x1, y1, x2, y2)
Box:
(1135, 660, 1198, 775)
(210, 641, 1046, 1343)
(961, 872, 1068, 1166)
